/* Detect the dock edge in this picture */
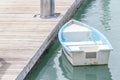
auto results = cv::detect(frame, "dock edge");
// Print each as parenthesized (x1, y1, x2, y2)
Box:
(16, 0, 85, 80)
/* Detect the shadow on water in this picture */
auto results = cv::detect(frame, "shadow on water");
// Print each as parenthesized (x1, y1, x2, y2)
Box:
(25, 39, 60, 80)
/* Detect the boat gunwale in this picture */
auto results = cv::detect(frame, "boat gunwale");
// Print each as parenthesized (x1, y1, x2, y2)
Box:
(58, 19, 113, 53)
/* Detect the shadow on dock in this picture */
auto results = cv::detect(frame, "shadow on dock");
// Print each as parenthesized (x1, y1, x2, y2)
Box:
(0, 58, 11, 79)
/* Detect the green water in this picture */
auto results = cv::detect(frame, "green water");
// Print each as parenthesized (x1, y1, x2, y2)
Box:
(74, 0, 120, 80)
(25, 40, 111, 80)
(25, 0, 120, 80)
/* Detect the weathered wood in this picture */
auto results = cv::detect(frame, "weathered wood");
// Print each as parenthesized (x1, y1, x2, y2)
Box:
(0, 0, 77, 80)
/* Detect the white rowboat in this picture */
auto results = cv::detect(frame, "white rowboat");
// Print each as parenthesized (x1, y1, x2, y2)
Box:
(58, 19, 113, 66)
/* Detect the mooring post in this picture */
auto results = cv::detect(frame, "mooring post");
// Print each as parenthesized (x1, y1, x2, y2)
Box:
(40, 0, 55, 18)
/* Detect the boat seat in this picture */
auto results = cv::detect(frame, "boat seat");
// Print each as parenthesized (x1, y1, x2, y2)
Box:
(63, 41, 103, 46)
(68, 45, 99, 52)
(79, 45, 99, 52)
(63, 24, 91, 42)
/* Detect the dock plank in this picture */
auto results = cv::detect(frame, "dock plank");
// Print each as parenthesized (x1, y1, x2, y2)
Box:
(0, 0, 75, 80)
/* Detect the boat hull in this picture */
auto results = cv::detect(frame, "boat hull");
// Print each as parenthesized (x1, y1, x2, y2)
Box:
(62, 48, 111, 66)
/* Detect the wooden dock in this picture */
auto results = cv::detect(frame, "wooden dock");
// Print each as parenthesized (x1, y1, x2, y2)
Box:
(0, 0, 75, 80)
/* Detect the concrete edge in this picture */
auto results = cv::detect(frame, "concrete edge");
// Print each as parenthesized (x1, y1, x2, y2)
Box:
(16, 0, 85, 80)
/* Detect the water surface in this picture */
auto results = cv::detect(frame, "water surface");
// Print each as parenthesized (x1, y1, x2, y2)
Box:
(74, 0, 120, 80)
(25, 0, 120, 80)
(25, 43, 112, 80)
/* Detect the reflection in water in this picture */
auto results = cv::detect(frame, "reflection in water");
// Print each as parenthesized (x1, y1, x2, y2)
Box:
(100, 0, 111, 31)
(25, 47, 112, 80)
(74, 0, 96, 21)
(53, 51, 69, 80)
(59, 52, 112, 80)
(74, 0, 112, 31)
(25, 0, 116, 79)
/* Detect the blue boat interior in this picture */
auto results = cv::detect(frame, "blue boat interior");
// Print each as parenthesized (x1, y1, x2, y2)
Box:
(61, 29, 105, 44)
(58, 20, 113, 50)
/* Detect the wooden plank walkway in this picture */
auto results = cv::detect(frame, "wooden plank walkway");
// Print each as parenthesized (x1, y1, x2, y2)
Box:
(0, 0, 74, 80)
